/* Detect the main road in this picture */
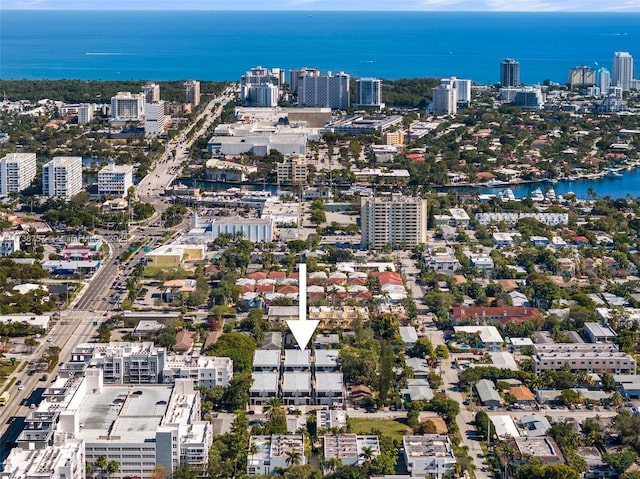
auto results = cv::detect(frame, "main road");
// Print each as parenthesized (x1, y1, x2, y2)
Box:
(0, 87, 234, 455)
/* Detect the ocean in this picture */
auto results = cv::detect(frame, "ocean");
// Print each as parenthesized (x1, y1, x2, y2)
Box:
(1, 10, 638, 83)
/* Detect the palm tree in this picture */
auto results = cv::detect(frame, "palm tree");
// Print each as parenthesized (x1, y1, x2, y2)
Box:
(285, 448, 302, 467)
(264, 397, 283, 423)
(360, 445, 376, 465)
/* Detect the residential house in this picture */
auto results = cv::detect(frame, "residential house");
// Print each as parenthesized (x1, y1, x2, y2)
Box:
(402, 435, 457, 479)
(475, 379, 502, 407)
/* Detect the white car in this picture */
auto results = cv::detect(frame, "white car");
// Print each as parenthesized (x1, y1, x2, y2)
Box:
(18, 385, 24, 390)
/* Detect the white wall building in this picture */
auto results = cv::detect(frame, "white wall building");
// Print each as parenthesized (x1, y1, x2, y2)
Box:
(110, 91, 144, 121)
(322, 435, 380, 469)
(141, 82, 160, 103)
(403, 435, 457, 479)
(42, 156, 83, 199)
(299, 71, 350, 109)
(613, 51, 634, 91)
(98, 163, 134, 198)
(162, 355, 234, 388)
(432, 82, 457, 115)
(247, 435, 306, 476)
(440, 76, 471, 105)
(144, 100, 168, 137)
(1, 438, 85, 479)
(360, 193, 428, 249)
(77, 104, 94, 124)
(184, 79, 201, 106)
(0, 152, 36, 196)
(242, 83, 279, 107)
(0, 232, 21, 256)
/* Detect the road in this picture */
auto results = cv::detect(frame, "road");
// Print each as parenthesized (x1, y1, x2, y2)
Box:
(0, 87, 234, 460)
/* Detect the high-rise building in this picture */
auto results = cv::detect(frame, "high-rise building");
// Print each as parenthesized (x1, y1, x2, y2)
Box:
(613, 51, 634, 91)
(597, 67, 611, 96)
(432, 83, 457, 116)
(241, 83, 279, 107)
(500, 58, 520, 87)
(439, 77, 471, 105)
(98, 163, 134, 198)
(141, 82, 160, 103)
(289, 67, 320, 94)
(77, 104, 93, 124)
(299, 71, 350, 110)
(144, 100, 168, 137)
(0, 153, 36, 196)
(42, 156, 83, 199)
(513, 87, 545, 109)
(241, 66, 282, 87)
(355, 78, 383, 109)
(184, 79, 201, 106)
(568, 66, 596, 89)
(110, 91, 144, 121)
(360, 193, 428, 249)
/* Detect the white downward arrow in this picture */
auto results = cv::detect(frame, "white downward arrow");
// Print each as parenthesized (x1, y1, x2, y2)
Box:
(287, 263, 319, 350)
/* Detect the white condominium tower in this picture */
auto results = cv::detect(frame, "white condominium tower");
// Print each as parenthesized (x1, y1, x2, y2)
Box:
(110, 91, 145, 121)
(597, 67, 611, 96)
(42, 156, 83, 199)
(613, 51, 634, 91)
(299, 71, 350, 110)
(289, 67, 320, 95)
(144, 100, 168, 137)
(439, 76, 471, 105)
(184, 79, 201, 106)
(432, 82, 457, 116)
(360, 193, 428, 250)
(355, 78, 383, 108)
(98, 163, 134, 198)
(0, 153, 36, 196)
(141, 82, 160, 103)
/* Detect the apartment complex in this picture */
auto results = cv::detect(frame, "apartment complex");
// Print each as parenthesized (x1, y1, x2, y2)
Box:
(501, 58, 520, 87)
(249, 349, 344, 407)
(568, 65, 596, 88)
(97, 163, 134, 198)
(613, 51, 634, 91)
(141, 82, 160, 103)
(183, 79, 201, 106)
(60, 342, 233, 387)
(247, 435, 306, 476)
(42, 156, 83, 199)
(532, 343, 636, 374)
(432, 82, 457, 116)
(0, 232, 21, 256)
(144, 100, 168, 137)
(110, 91, 145, 121)
(0, 152, 37, 196)
(1, 438, 85, 479)
(322, 435, 381, 469)
(299, 71, 350, 110)
(355, 78, 383, 109)
(360, 193, 428, 249)
(277, 156, 307, 183)
(289, 67, 320, 94)
(403, 435, 457, 479)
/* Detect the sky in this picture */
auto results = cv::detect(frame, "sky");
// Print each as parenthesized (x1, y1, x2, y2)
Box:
(2, 0, 640, 11)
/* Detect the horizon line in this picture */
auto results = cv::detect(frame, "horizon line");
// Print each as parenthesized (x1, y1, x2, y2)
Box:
(2, 8, 639, 12)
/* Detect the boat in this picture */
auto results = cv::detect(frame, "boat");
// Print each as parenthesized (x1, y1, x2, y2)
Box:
(486, 179, 510, 187)
(498, 188, 516, 202)
(606, 169, 623, 178)
(545, 188, 556, 201)
(530, 187, 545, 202)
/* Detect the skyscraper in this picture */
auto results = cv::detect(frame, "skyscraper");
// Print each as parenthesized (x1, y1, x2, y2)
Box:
(355, 78, 383, 109)
(597, 68, 611, 96)
(299, 72, 350, 110)
(501, 59, 520, 87)
(144, 101, 168, 137)
(360, 193, 428, 250)
(184, 80, 201, 106)
(568, 66, 596, 89)
(439, 77, 471, 106)
(141, 82, 160, 103)
(613, 51, 634, 91)
(432, 83, 457, 116)
(289, 67, 320, 95)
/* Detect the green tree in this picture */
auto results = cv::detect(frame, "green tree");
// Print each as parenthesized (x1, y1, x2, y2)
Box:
(208, 333, 256, 373)
(95, 455, 107, 470)
(106, 460, 120, 475)
(603, 449, 638, 475)
(286, 448, 303, 467)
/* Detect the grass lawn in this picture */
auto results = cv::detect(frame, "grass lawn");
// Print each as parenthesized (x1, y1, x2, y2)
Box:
(349, 418, 412, 443)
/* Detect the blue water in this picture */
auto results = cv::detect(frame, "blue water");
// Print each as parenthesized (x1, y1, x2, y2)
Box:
(1, 11, 638, 83)
(472, 168, 640, 200)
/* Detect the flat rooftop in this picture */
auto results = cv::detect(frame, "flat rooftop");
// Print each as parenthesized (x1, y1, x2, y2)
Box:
(76, 385, 173, 442)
